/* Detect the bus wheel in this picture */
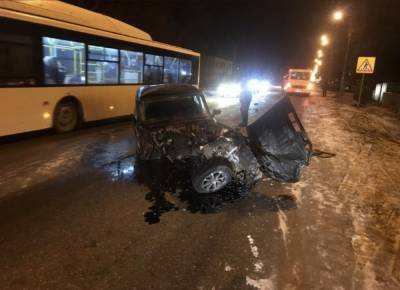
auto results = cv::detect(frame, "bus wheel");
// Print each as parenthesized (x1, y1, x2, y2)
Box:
(54, 101, 79, 133)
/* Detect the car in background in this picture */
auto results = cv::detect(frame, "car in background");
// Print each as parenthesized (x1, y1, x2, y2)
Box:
(283, 69, 314, 96)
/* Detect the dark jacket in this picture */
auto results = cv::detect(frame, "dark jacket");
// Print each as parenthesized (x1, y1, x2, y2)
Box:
(240, 88, 252, 106)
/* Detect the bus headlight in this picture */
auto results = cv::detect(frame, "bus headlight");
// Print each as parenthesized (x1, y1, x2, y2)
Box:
(246, 79, 270, 94)
(246, 79, 259, 92)
(284, 83, 291, 90)
(217, 83, 242, 97)
(307, 83, 314, 90)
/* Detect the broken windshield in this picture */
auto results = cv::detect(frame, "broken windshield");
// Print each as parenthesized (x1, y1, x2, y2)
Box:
(141, 94, 209, 123)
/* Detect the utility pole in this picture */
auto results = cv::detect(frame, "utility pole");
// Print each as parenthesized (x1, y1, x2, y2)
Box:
(338, 30, 352, 96)
(331, 8, 353, 97)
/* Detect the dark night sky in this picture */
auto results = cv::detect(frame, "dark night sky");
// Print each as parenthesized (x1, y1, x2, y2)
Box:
(65, 0, 400, 82)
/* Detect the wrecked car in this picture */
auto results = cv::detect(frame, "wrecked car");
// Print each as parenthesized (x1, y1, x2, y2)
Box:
(133, 84, 312, 194)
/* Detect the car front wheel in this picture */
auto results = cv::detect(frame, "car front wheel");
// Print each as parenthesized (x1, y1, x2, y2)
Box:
(192, 160, 233, 193)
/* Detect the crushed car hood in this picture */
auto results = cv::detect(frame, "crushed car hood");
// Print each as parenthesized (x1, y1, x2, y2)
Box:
(138, 118, 232, 160)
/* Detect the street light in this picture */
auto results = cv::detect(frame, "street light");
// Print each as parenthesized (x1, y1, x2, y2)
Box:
(317, 49, 323, 58)
(321, 34, 329, 46)
(333, 10, 344, 21)
(314, 59, 322, 66)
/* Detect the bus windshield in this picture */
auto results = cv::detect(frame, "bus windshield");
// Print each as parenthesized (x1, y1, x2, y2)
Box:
(290, 71, 311, 81)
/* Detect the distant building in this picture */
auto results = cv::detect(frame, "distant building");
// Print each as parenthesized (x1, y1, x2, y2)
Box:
(200, 56, 233, 88)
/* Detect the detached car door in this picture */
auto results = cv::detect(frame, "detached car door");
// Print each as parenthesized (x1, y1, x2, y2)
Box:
(247, 96, 312, 182)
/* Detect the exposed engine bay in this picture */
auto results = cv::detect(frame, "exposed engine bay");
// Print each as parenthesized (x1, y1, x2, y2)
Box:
(136, 120, 262, 188)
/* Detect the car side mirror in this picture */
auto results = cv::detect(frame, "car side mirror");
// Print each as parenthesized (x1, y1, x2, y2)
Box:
(212, 109, 222, 116)
(132, 115, 137, 126)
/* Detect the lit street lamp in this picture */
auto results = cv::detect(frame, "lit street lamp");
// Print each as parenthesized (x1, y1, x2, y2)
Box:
(321, 34, 329, 46)
(317, 49, 324, 58)
(333, 10, 344, 21)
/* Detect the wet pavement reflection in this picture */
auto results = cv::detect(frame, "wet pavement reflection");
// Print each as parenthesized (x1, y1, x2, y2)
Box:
(103, 155, 136, 181)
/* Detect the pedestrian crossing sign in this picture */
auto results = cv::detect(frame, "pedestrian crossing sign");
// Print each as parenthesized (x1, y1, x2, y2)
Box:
(356, 56, 376, 74)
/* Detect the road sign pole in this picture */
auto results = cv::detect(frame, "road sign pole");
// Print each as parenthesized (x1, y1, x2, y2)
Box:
(357, 74, 366, 106)
(355, 56, 376, 106)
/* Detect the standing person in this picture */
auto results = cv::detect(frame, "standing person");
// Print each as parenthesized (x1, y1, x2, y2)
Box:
(322, 78, 328, 97)
(239, 82, 252, 126)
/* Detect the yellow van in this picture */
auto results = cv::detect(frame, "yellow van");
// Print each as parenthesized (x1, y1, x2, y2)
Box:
(283, 69, 313, 96)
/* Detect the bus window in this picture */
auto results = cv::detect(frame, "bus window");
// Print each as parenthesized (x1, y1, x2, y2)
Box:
(144, 53, 163, 84)
(145, 54, 163, 66)
(164, 57, 179, 83)
(88, 45, 118, 62)
(42, 37, 85, 85)
(179, 59, 192, 83)
(0, 33, 35, 86)
(120, 50, 143, 84)
(88, 45, 119, 84)
(144, 66, 163, 84)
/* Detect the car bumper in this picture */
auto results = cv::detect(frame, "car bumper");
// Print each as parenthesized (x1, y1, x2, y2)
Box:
(285, 87, 311, 94)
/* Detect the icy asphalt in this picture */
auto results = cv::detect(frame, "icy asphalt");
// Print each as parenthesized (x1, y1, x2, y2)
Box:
(0, 91, 399, 289)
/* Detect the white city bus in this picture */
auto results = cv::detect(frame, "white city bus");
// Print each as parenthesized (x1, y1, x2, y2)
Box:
(0, 0, 200, 136)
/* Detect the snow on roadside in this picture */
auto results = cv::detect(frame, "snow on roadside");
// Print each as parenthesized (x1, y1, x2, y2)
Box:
(247, 235, 263, 272)
(246, 275, 276, 290)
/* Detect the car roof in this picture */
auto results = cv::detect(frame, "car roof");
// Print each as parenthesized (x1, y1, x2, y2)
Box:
(137, 84, 202, 101)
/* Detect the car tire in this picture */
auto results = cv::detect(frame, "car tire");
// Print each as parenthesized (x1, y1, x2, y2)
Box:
(54, 101, 79, 133)
(134, 128, 145, 160)
(136, 141, 144, 160)
(192, 159, 233, 194)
